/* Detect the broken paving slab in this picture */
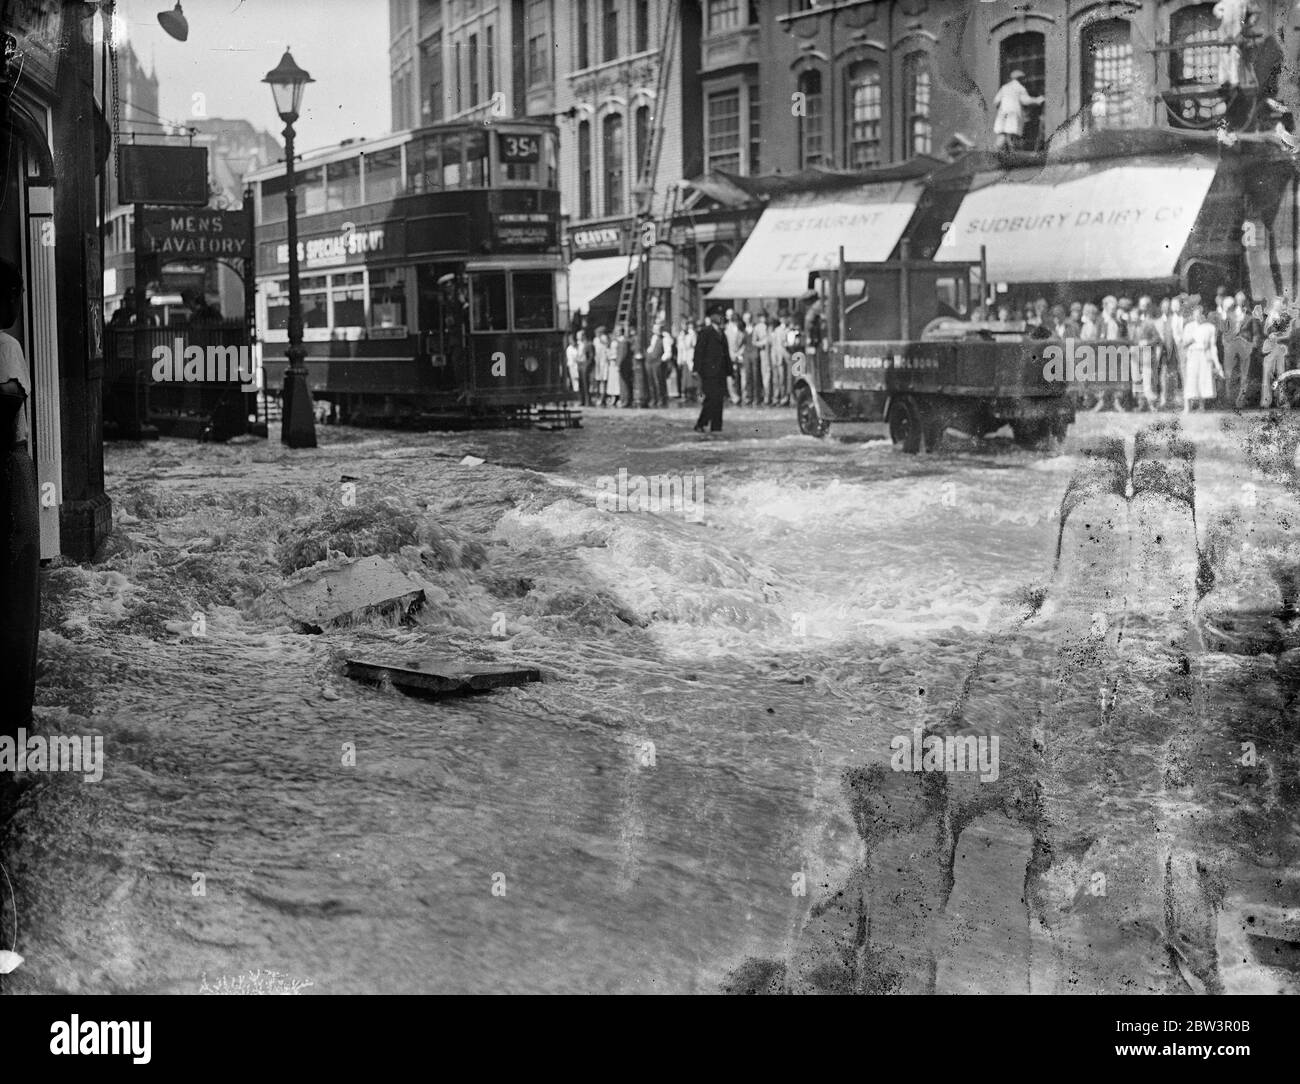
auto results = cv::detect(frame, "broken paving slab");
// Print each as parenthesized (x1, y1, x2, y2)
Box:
(263, 555, 425, 632)
(344, 656, 541, 697)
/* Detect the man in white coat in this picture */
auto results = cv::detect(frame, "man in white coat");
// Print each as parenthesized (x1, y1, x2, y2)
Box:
(993, 69, 1044, 151)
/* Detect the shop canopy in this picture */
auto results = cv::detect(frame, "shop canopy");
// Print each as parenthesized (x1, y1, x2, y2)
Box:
(935, 155, 1219, 282)
(567, 255, 631, 314)
(707, 181, 922, 300)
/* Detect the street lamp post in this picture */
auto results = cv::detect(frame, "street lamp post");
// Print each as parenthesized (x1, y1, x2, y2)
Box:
(263, 48, 317, 448)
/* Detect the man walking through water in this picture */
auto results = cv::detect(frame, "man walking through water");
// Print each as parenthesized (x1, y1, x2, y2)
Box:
(694, 306, 732, 435)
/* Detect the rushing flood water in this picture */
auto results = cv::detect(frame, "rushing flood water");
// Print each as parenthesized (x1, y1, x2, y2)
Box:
(4, 408, 1297, 993)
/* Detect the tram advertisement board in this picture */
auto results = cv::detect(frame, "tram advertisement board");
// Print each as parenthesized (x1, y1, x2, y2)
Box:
(492, 212, 556, 252)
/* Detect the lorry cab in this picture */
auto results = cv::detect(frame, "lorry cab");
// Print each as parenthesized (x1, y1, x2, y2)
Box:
(793, 247, 1074, 452)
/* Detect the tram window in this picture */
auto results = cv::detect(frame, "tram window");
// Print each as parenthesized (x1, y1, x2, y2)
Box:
(441, 133, 463, 188)
(365, 147, 403, 202)
(512, 272, 555, 330)
(465, 130, 488, 187)
(369, 268, 407, 328)
(301, 274, 329, 328)
(502, 161, 538, 184)
(469, 272, 508, 331)
(331, 271, 366, 327)
(266, 279, 289, 330)
(407, 135, 442, 193)
(299, 166, 326, 216)
(260, 177, 288, 224)
(326, 157, 361, 211)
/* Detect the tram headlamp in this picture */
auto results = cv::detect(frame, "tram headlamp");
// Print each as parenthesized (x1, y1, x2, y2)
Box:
(523, 356, 539, 373)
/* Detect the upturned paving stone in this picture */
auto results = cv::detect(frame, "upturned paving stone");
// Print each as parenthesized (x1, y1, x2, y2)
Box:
(266, 555, 426, 632)
(344, 656, 541, 697)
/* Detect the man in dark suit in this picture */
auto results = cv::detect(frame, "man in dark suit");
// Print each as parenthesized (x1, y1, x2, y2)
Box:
(693, 306, 732, 434)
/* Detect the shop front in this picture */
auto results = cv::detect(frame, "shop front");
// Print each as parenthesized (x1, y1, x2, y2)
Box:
(934, 133, 1297, 308)
(565, 220, 631, 332)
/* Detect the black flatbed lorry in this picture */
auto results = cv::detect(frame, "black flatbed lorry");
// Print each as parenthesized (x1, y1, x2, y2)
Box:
(791, 246, 1075, 452)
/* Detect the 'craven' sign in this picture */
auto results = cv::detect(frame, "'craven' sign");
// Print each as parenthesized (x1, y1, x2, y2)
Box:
(140, 208, 251, 259)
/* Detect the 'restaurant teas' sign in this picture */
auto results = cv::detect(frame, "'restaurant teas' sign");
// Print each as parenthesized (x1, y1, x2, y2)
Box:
(141, 208, 250, 259)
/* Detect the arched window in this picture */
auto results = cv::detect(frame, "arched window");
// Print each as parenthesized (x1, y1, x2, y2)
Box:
(634, 104, 651, 182)
(1082, 18, 1134, 130)
(1000, 31, 1046, 149)
(846, 62, 881, 167)
(704, 244, 733, 274)
(603, 113, 625, 216)
(578, 119, 592, 219)
(902, 52, 932, 158)
(797, 69, 825, 167)
(1169, 3, 1226, 126)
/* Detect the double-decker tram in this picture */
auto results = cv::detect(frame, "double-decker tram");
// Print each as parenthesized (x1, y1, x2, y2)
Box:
(247, 119, 575, 427)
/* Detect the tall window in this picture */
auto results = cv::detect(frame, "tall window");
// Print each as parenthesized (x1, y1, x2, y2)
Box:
(486, 26, 495, 97)
(393, 63, 413, 130)
(578, 119, 593, 218)
(748, 82, 761, 173)
(846, 62, 881, 168)
(469, 34, 480, 104)
(798, 69, 824, 167)
(902, 52, 932, 158)
(603, 0, 620, 63)
(635, 103, 651, 180)
(391, 0, 410, 32)
(707, 89, 742, 172)
(999, 32, 1046, 149)
(603, 112, 625, 215)
(1082, 18, 1134, 130)
(1171, 3, 1219, 84)
(1169, 3, 1225, 125)
(417, 0, 440, 36)
(707, 0, 741, 32)
(578, 0, 591, 68)
(455, 42, 463, 112)
(420, 32, 444, 122)
(526, 0, 550, 86)
(635, 0, 650, 51)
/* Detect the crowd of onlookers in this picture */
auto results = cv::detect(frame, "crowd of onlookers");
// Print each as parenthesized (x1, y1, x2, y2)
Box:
(567, 285, 1300, 414)
(1001, 288, 1298, 412)
(566, 304, 823, 409)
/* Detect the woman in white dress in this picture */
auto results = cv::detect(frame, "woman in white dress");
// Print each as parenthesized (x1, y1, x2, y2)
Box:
(1181, 301, 1223, 412)
(593, 326, 611, 406)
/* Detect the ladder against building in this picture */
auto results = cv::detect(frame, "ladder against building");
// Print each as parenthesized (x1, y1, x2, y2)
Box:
(613, 0, 680, 342)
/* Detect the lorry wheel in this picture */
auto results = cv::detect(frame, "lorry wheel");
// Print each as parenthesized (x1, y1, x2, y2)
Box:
(888, 397, 923, 454)
(795, 387, 830, 438)
(1011, 419, 1049, 448)
(922, 410, 946, 453)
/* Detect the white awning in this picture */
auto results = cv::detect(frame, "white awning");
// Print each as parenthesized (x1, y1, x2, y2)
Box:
(567, 256, 630, 314)
(708, 181, 922, 300)
(935, 156, 1219, 282)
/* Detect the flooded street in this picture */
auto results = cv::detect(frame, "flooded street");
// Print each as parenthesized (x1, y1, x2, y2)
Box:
(4, 407, 1299, 994)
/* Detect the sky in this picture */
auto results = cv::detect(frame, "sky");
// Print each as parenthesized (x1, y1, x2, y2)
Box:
(115, 0, 391, 151)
